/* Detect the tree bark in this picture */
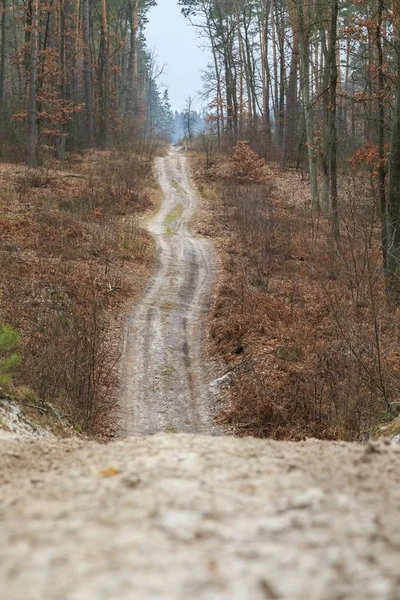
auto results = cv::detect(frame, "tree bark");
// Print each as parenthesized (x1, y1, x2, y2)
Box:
(329, 0, 339, 239)
(99, 0, 110, 147)
(27, 0, 39, 167)
(0, 0, 6, 108)
(126, 0, 139, 124)
(377, 0, 387, 271)
(282, 0, 298, 168)
(261, 1, 272, 141)
(82, 0, 94, 147)
(387, 19, 400, 304)
(295, 0, 319, 211)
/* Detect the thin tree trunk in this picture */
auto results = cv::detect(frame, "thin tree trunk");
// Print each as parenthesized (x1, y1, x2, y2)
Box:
(82, 0, 94, 146)
(329, 0, 339, 239)
(271, 3, 279, 131)
(208, 23, 223, 141)
(377, 0, 387, 270)
(322, 50, 330, 213)
(295, 0, 319, 210)
(126, 0, 138, 123)
(27, 0, 39, 166)
(100, 0, 110, 147)
(318, 0, 330, 213)
(0, 0, 6, 107)
(235, 6, 245, 134)
(263, 3, 271, 141)
(277, 5, 285, 149)
(386, 15, 400, 304)
(282, 2, 298, 168)
(243, 12, 257, 132)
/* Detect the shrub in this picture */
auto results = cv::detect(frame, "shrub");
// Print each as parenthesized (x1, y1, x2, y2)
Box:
(230, 141, 266, 183)
(0, 147, 156, 434)
(0, 324, 21, 386)
(195, 148, 398, 441)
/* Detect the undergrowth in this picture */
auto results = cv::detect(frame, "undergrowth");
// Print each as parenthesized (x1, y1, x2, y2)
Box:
(0, 324, 21, 386)
(192, 143, 400, 441)
(0, 145, 159, 435)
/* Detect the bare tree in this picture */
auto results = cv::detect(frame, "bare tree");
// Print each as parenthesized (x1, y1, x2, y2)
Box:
(182, 95, 197, 140)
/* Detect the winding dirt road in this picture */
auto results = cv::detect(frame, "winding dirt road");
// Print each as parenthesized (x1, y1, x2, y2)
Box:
(119, 147, 217, 436)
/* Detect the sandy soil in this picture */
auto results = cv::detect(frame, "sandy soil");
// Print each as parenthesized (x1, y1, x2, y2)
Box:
(119, 148, 218, 435)
(1, 434, 399, 600)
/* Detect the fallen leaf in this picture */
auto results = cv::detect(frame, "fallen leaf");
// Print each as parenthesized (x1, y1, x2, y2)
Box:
(100, 467, 121, 478)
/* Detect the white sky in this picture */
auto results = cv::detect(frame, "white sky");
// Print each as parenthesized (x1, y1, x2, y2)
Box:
(145, 1, 209, 112)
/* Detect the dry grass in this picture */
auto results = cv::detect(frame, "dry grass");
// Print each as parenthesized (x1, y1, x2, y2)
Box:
(0, 148, 158, 436)
(192, 152, 400, 441)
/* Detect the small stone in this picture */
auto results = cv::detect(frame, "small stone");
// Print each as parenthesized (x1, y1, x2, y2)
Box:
(123, 474, 141, 489)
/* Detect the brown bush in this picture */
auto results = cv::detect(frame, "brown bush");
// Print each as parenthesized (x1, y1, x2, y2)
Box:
(0, 148, 157, 434)
(229, 141, 267, 183)
(193, 153, 399, 441)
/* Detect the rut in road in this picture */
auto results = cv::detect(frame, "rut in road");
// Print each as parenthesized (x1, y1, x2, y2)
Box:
(119, 148, 217, 436)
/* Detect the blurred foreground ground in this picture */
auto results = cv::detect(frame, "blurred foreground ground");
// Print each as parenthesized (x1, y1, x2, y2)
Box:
(1, 433, 399, 600)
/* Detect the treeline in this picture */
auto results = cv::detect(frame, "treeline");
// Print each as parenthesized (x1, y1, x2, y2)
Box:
(179, 0, 393, 165)
(0, 0, 174, 165)
(180, 0, 400, 304)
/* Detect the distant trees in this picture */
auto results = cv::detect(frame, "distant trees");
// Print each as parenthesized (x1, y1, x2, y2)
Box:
(170, 106, 203, 144)
(0, 0, 174, 162)
(157, 90, 175, 140)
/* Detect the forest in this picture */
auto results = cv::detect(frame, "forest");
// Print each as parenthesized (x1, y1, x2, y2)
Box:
(0, 0, 176, 163)
(1, 4, 400, 598)
(1, 0, 400, 442)
(0, 0, 177, 435)
(178, 0, 400, 440)
(179, 0, 400, 292)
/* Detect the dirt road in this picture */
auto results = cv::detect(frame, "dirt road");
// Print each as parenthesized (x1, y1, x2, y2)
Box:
(1, 434, 399, 600)
(119, 148, 217, 436)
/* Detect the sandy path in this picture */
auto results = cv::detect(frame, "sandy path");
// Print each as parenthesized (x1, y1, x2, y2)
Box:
(1, 434, 399, 600)
(119, 148, 216, 436)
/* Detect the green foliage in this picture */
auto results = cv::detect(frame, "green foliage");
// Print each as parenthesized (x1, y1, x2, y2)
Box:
(384, 402, 400, 422)
(164, 203, 184, 235)
(0, 324, 21, 386)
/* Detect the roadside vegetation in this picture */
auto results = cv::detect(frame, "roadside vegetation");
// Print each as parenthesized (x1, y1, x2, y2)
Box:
(0, 144, 162, 435)
(0, 323, 21, 386)
(192, 142, 400, 441)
